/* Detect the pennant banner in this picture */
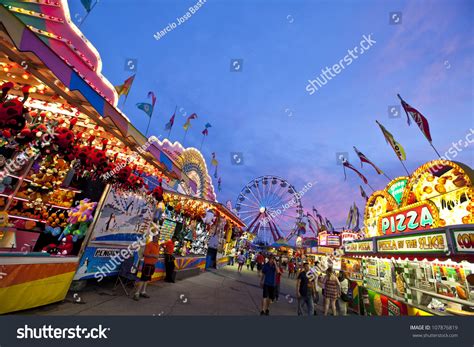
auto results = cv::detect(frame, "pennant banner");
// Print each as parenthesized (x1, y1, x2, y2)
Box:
(343, 159, 369, 184)
(114, 74, 135, 97)
(359, 185, 368, 201)
(165, 113, 175, 131)
(376, 121, 406, 161)
(353, 146, 383, 174)
(183, 113, 198, 130)
(399, 95, 433, 143)
(136, 102, 153, 117)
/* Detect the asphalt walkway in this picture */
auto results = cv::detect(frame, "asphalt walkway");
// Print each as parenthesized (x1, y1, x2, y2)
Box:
(18, 265, 331, 316)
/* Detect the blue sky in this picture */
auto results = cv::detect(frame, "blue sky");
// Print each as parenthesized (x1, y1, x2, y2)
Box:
(68, 0, 473, 230)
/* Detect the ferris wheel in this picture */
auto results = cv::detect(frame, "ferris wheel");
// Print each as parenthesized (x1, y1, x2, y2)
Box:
(235, 176, 304, 244)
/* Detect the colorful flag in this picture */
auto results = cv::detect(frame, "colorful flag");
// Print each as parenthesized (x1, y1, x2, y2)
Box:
(81, 0, 93, 12)
(352, 202, 360, 232)
(165, 113, 175, 131)
(359, 185, 368, 201)
(114, 74, 135, 97)
(343, 159, 369, 184)
(136, 91, 156, 117)
(202, 123, 212, 136)
(136, 103, 153, 117)
(148, 91, 157, 108)
(211, 152, 218, 167)
(353, 146, 383, 174)
(398, 94, 433, 142)
(376, 121, 406, 161)
(211, 152, 218, 178)
(183, 113, 198, 130)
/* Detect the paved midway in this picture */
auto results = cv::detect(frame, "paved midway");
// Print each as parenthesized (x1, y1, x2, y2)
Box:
(18, 265, 331, 316)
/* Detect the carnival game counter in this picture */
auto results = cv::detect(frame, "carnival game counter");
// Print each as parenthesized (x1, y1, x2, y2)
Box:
(0, 254, 80, 314)
(216, 255, 231, 269)
(343, 226, 474, 316)
(142, 255, 207, 282)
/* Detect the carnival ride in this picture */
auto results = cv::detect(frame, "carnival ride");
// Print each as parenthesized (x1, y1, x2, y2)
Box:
(235, 176, 303, 244)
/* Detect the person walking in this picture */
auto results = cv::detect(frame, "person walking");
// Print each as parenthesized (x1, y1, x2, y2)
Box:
(323, 267, 341, 316)
(275, 261, 284, 302)
(161, 237, 176, 283)
(296, 262, 316, 315)
(250, 252, 256, 271)
(229, 247, 236, 266)
(288, 260, 295, 278)
(246, 253, 251, 270)
(256, 252, 265, 276)
(338, 271, 350, 316)
(133, 234, 160, 301)
(237, 251, 246, 273)
(259, 255, 281, 315)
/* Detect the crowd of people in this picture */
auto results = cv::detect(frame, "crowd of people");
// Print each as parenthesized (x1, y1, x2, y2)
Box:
(228, 248, 350, 316)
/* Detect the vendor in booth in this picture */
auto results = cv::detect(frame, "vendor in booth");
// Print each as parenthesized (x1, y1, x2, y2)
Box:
(161, 237, 176, 283)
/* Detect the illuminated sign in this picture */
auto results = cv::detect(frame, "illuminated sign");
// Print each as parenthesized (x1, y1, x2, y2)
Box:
(452, 230, 474, 253)
(327, 235, 341, 247)
(318, 232, 340, 247)
(376, 232, 448, 254)
(387, 178, 408, 205)
(318, 232, 327, 246)
(344, 240, 374, 253)
(378, 202, 438, 235)
(341, 232, 357, 243)
(317, 246, 334, 254)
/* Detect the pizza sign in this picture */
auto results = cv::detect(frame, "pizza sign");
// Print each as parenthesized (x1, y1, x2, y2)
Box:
(376, 232, 448, 254)
(378, 202, 438, 235)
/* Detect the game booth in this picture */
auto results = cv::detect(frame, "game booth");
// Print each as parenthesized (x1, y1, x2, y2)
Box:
(0, 3, 229, 314)
(303, 232, 342, 270)
(343, 160, 474, 316)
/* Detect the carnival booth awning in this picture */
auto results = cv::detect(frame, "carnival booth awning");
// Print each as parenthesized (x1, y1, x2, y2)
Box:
(0, 2, 220, 314)
(0, 4, 209, 194)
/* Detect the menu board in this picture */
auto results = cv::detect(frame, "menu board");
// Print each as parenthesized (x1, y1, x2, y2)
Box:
(366, 259, 379, 277)
(159, 219, 177, 242)
(341, 257, 362, 281)
(378, 260, 393, 295)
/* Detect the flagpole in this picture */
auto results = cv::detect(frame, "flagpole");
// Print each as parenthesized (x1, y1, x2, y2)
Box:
(382, 172, 392, 181)
(145, 115, 152, 136)
(199, 135, 205, 150)
(399, 158, 410, 175)
(168, 106, 177, 139)
(182, 129, 188, 145)
(79, 0, 99, 27)
(366, 182, 375, 192)
(397, 94, 442, 159)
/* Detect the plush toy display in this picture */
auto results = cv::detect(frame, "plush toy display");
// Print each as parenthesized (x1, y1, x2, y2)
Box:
(42, 235, 74, 255)
(62, 199, 97, 241)
(0, 83, 30, 137)
(202, 208, 216, 225)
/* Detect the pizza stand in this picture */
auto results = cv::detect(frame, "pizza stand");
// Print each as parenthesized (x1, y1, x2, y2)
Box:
(343, 159, 474, 316)
(0, 2, 220, 313)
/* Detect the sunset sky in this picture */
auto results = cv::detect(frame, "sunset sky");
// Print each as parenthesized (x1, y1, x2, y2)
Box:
(69, 0, 474, 232)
